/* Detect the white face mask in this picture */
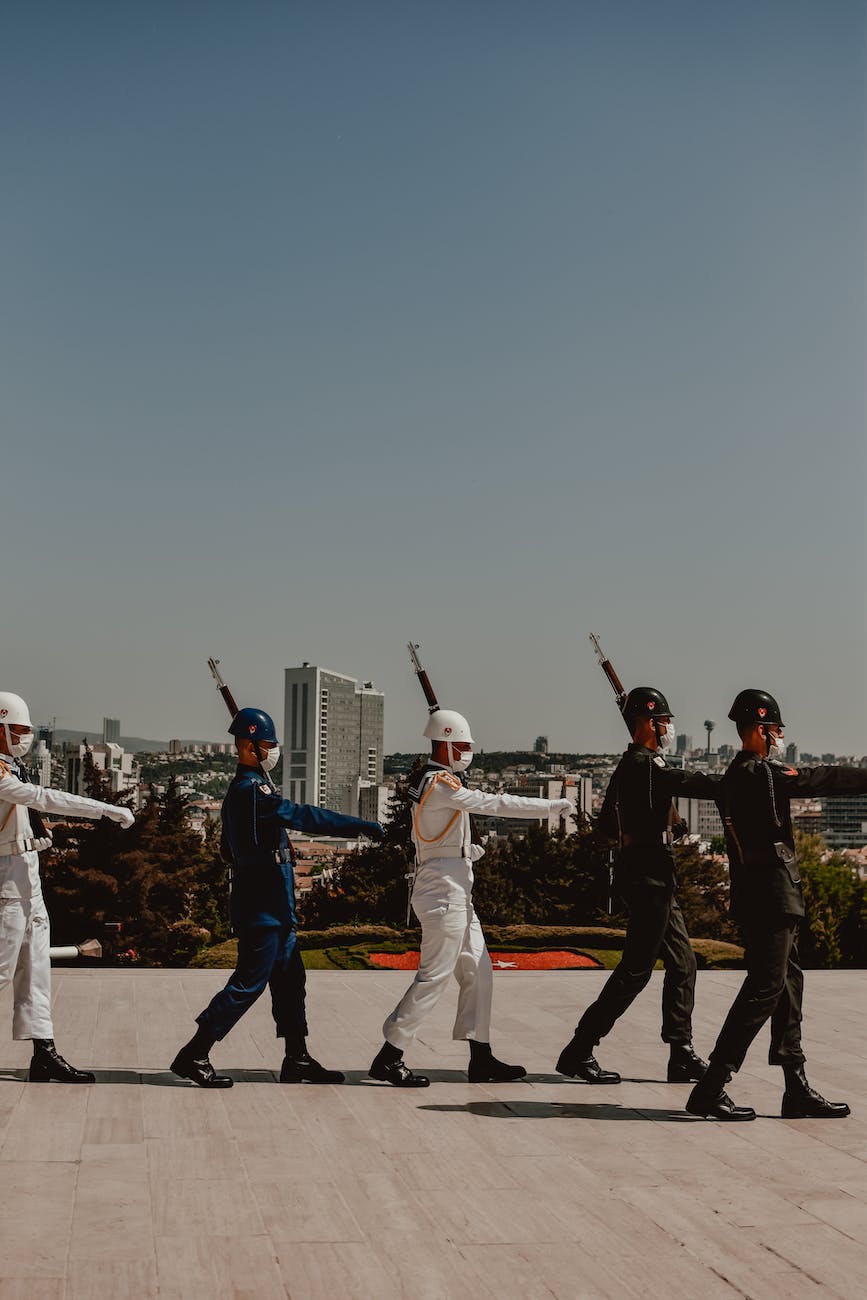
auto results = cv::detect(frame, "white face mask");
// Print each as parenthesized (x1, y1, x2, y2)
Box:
(449, 746, 473, 773)
(657, 721, 676, 755)
(259, 744, 280, 772)
(4, 726, 33, 758)
(766, 731, 785, 761)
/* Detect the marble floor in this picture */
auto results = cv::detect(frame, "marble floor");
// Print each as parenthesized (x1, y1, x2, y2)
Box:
(1, 967, 865, 1298)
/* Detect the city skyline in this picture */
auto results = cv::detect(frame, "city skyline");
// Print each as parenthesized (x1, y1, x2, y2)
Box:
(1, 3, 864, 754)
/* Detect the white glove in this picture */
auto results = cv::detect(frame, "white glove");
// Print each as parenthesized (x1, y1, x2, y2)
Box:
(105, 807, 135, 829)
(553, 799, 573, 820)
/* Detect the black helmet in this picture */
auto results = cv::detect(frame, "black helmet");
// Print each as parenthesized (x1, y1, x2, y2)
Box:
(727, 689, 784, 727)
(623, 687, 673, 726)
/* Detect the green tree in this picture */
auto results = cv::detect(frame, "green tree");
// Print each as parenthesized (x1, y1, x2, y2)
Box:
(673, 841, 737, 941)
(796, 832, 866, 968)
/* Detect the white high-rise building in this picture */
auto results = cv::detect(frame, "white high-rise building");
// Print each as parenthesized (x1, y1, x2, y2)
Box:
(284, 664, 384, 816)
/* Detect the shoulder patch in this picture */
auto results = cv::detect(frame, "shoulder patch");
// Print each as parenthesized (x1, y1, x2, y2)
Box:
(434, 771, 462, 791)
(652, 755, 667, 768)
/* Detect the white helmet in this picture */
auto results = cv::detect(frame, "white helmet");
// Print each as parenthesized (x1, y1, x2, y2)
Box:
(423, 709, 474, 744)
(423, 708, 475, 773)
(0, 692, 34, 758)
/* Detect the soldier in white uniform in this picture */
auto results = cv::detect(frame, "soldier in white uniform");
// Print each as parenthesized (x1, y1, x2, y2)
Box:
(0, 692, 134, 1082)
(369, 709, 573, 1086)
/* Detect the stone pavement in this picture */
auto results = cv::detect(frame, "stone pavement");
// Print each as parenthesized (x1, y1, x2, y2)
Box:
(1, 968, 865, 1299)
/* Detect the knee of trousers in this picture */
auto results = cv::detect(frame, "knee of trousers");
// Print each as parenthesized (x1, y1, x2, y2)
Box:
(618, 965, 654, 991)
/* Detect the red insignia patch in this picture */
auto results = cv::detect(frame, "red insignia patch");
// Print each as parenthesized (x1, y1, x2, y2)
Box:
(444, 726, 452, 736)
(0, 710, 6, 718)
(758, 707, 767, 718)
(647, 701, 655, 711)
(247, 724, 257, 734)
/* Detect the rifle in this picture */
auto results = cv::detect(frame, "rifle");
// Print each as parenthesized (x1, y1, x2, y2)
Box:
(407, 642, 439, 714)
(589, 633, 629, 730)
(207, 657, 239, 720)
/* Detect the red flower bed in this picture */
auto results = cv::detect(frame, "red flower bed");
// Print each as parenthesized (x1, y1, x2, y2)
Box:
(369, 950, 601, 970)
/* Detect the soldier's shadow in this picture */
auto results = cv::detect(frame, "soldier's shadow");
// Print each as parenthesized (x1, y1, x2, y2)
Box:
(418, 1100, 694, 1122)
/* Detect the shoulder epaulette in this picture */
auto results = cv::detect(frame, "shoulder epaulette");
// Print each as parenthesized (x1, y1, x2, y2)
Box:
(434, 771, 462, 791)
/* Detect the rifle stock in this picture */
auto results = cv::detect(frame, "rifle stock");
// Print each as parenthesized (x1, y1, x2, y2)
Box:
(589, 633, 630, 732)
(407, 642, 439, 714)
(207, 657, 239, 719)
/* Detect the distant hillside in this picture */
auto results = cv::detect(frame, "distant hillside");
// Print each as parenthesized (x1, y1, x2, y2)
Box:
(52, 728, 218, 754)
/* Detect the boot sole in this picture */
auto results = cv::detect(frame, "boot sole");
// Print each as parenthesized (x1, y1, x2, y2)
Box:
(28, 1070, 94, 1084)
(685, 1102, 756, 1121)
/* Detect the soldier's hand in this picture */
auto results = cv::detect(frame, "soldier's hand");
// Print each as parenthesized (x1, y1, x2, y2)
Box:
(553, 799, 573, 820)
(106, 807, 135, 829)
(366, 821, 385, 841)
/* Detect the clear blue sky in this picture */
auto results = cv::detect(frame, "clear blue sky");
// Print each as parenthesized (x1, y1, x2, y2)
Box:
(1, 1, 864, 755)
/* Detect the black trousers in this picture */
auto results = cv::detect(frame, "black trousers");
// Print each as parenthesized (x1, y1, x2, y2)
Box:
(196, 923, 308, 1042)
(575, 881, 696, 1049)
(708, 917, 804, 1074)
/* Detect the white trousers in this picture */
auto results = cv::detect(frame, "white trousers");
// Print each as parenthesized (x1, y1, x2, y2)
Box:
(382, 889, 493, 1052)
(0, 895, 54, 1040)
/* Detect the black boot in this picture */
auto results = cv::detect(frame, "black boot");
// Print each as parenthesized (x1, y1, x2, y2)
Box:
(280, 1040, 345, 1085)
(368, 1041, 429, 1088)
(686, 1066, 755, 1121)
(467, 1041, 526, 1083)
(29, 1039, 95, 1084)
(667, 1042, 708, 1083)
(781, 1064, 850, 1119)
(556, 1034, 620, 1084)
(170, 1025, 233, 1088)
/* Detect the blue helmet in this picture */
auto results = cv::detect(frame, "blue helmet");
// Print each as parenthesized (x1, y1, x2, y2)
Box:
(228, 707, 278, 743)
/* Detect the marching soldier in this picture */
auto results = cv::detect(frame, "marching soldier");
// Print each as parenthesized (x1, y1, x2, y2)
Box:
(368, 708, 573, 1087)
(171, 706, 384, 1088)
(0, 691, 134, 1082)
(687, 689, 867, 1121)
(555, 687, 720, 1086)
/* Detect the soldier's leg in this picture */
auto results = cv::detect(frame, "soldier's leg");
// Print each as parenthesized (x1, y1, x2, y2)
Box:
(706, 920, 795, 1076)
(769, 926, 805, 1067)
(573, 883, 671, 1049)
(658, 896, 697, 1046)
(272, 929, 344, 1083)
(269, 927, 308, 1043)
(381, 901, 467, 1052)
(195, 924, 282, 1041)
(452, 903, 494, 1043)
(0, 898, 48, 1041)
(774, 928, 848, 1117)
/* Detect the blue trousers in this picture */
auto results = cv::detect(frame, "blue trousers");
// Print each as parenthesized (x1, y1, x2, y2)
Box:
(196, 923, 307, 1042)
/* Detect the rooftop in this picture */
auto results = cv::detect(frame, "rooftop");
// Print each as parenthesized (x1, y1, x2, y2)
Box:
(1, 968, 864, 1298)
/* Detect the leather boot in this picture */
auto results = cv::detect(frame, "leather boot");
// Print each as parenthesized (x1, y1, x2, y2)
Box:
(29, 1039, 95, 1084)
(467, 1042, 526, 1083)
(781, 1065, 850, 1119)
(556, 1035, 620, 1084)
(170, 1048, 233, 1088)
(667, 1043, 708, 1083)
(280, 1051, 345, 1084)
(369, 1042, 429, 1087)
(686, 1067, 755, 1121)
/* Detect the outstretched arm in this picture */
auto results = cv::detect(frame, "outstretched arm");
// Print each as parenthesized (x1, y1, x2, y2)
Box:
(254, 786, 382, 839)
(424, 774, 568, 821)
(0, 765, 133, 824)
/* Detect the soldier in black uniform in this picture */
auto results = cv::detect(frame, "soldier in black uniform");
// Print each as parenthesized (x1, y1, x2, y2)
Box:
(556, 688, 720, 1085)
(687, 689, 867, 1122)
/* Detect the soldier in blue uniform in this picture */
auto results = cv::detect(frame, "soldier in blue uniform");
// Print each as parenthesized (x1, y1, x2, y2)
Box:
(171, 707, 383, 1088)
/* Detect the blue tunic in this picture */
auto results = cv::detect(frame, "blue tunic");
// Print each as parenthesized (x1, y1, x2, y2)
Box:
(220, 765, 379, 929)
